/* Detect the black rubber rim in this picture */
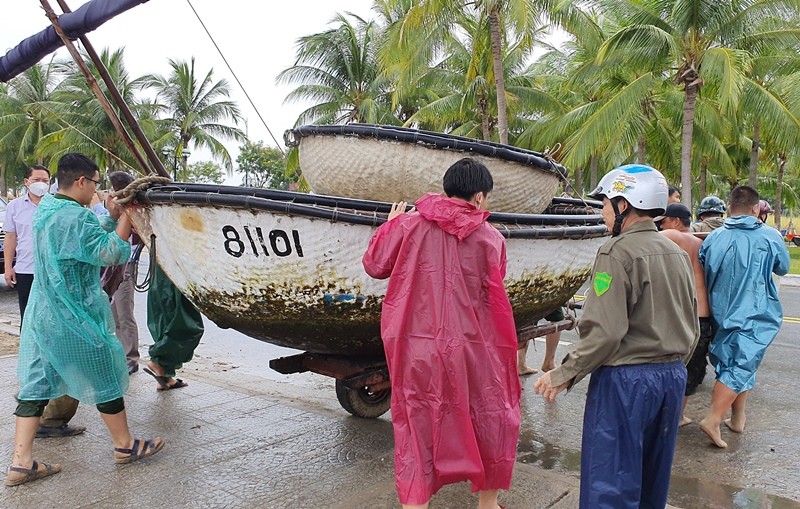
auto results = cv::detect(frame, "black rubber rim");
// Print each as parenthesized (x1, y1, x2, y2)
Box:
(286, 124, 567, 176)
(136, 184, 608, 240)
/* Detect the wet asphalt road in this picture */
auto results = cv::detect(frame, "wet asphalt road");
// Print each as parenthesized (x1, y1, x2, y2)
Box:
(0, 272, 798, 508)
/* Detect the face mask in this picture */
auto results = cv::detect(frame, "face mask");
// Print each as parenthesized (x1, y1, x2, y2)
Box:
(28, 182, 50, 197)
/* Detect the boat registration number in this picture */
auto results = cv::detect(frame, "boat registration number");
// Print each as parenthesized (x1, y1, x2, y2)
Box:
(221, 225, 304, 258)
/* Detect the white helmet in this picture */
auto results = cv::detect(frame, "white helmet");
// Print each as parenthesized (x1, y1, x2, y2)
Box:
(588, 164, 668, 216)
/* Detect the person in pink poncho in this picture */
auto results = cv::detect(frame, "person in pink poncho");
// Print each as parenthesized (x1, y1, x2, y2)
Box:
(362, 158, 521, 509)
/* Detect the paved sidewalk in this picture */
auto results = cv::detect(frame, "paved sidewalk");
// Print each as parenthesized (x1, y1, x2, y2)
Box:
(0, 352, 598, 509)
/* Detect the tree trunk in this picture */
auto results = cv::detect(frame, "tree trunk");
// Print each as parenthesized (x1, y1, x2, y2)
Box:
(478, 93, 491, 141)
(680, 82, 699, 208)
(749, 118, 760, 188)
(700, 159, 707, 198)
(488, 6, 508, 145)
(637, 134, 646, 164)
(589, 154, 599, 190)
(574, 166, 584, 196)
(775, 153, 785, 231)
(0, 163, 6, 201)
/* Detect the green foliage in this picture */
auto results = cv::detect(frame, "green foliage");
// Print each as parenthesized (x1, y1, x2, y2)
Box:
(790, 247, 800, 275)
(176, 161, 224, 184)
(236, 141, 298, 190)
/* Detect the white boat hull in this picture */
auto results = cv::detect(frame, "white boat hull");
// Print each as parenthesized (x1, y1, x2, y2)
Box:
(130, 200, 605, 355)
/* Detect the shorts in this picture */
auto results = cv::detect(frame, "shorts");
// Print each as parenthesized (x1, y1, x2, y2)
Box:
(685, 317, 714, 396)
(544, 307, 565, 322)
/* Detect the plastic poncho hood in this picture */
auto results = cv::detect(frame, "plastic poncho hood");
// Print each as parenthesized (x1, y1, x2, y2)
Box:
(362, 192, 521, 505)
(699, 215, 790, 393)
(17, 194, 131, 404)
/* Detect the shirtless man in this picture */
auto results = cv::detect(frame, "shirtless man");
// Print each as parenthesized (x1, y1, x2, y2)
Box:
(656, 203, 711, 426)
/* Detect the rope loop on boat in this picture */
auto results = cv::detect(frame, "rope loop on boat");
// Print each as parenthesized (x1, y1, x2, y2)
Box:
(132, 234, 157, 292)
(114, 176, 172, 205)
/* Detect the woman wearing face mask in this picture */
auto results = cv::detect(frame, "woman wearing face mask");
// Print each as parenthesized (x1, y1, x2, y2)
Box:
(2, 165, 87, 439)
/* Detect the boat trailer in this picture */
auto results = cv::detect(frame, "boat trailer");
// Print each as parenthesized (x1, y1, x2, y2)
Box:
(269, 317, 577, 419)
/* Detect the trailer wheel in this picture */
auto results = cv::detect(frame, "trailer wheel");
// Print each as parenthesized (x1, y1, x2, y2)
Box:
(335, 380, 391, 418)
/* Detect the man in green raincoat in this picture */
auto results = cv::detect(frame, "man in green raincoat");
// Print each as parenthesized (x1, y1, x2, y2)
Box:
(6, 153, 164, 487)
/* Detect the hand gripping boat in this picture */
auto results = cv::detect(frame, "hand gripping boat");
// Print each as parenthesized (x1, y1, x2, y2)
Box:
(126, 181, 607, 417)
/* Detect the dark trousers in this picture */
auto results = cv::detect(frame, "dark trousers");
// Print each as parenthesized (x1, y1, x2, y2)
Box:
(15, 272, 34, 325)
(579, 361, 686, 509)
(147, 264, 204, 377)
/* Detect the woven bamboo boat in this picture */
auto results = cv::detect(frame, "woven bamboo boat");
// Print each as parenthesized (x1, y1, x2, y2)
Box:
(127, 183, 607, 356)
(284, 124, 566, 214)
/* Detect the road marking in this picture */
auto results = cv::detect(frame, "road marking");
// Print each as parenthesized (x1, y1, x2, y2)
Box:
(783, 316, 800, 324)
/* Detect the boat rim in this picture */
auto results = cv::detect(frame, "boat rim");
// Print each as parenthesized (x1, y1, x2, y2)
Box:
(285, 124, 567, 177)
(133, 183, 609, 240)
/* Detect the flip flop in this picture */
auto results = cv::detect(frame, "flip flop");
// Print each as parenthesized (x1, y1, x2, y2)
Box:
(5, 460, 61, 486)
(114, 438, 165, 464)
(143, 368, 188, 391)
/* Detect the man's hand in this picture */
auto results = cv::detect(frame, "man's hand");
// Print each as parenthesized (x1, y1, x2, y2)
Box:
(387, 201, 408, 221)
(106, 196, 122, 221)
(4, 267, 15, 288)
(533, 371, 569, 403)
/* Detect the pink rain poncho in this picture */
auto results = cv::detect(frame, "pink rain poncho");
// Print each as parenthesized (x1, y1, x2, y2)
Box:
(362, 193, 521, 505)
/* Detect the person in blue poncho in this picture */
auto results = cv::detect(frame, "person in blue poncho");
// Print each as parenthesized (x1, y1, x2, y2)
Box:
(698, 185, 790, 448)
(5, 154, 164, 487)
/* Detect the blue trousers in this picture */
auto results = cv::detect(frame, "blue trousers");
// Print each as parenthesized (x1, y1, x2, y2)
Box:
(580, 361, 686, 509)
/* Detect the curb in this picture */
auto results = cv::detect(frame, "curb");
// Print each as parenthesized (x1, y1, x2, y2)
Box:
(781, 274, 800, 288)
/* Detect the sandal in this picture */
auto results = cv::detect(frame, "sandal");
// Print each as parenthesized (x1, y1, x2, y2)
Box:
(113, 438, 165, 464)
(5, 460, 61, 486)
(143, 367, 188, 391)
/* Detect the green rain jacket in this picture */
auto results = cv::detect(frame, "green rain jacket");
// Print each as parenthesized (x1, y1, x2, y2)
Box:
(17, 194, 131, 404)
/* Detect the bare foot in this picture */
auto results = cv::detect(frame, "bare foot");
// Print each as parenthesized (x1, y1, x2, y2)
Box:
(518, 365, 538, 376)
(723, 414, 745, 433)
(680, 415, 693, 427)
(699, 418, 728, 448)
(540, 361, 556, 373)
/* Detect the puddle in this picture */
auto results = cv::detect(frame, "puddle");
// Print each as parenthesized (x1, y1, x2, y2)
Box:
(516, 433, 800, 508)
(669, 476, 800, 509)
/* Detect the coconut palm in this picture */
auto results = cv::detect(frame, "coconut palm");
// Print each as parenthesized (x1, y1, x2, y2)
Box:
(593, 0, 800, 207)
(403, 11, 547, 141)
(380, 0, 554, 144)
(141, 57, 245, 174)
(277, 13, 396, 126)
(0, 59, 65, 171)
(36, 47, 156, 174)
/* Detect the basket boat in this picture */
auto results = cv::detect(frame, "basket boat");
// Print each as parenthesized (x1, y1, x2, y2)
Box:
(285, 124, 566, 214)
(128, 184, 608, 356)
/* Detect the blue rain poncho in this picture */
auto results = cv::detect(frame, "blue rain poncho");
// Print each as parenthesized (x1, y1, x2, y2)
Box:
(17, 194, 131, 405)
(699, 215, 790, 393)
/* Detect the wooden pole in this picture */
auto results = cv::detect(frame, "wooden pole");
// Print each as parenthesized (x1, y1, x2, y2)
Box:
(54, 0, 171, 179)
(39, 0, 154, 177)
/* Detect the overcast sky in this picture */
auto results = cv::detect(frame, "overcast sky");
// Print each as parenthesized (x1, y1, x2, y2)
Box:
(5, 0, 376, 182)
(6, 1, 565, 184)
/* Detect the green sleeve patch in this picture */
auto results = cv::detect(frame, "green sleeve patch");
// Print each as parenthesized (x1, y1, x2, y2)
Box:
(594, 272, 612, 296)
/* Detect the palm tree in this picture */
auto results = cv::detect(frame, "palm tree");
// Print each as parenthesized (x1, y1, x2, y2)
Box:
(403, 11, 545, 141)
(37, 48, 155, 173)
(0, 59, 65, 171)
(380, 0, 552, 144)
(277, 13, 396, 126)
(594, 0, 800, 207)
(141, 57, 245, 174)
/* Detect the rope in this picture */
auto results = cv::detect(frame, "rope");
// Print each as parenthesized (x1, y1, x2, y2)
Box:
(184, 0, 285, 154)
(133, 235, 157, 293)
(114, 175, 172, 205)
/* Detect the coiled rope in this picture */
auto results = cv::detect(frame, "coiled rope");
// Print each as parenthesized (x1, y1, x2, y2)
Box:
(114, 175, 172, 205)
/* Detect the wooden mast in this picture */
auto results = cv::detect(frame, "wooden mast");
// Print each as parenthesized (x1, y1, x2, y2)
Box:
(39, 0, 171, 178)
